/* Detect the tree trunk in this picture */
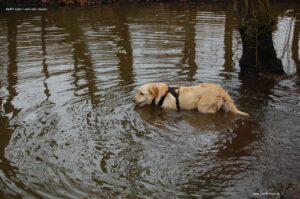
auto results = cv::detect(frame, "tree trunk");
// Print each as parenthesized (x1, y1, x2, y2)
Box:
(235, 0, 284, 78)
(292, 12, 300, 75)
(223, 3, 234, 74)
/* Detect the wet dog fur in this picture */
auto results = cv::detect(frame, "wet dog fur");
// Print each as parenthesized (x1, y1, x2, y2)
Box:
(134, 82, 249, 116)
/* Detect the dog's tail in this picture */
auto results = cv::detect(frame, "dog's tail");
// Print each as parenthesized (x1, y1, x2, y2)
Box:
(222, 92, 250, 117)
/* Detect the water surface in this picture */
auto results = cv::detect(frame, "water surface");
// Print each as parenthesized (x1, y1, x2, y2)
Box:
(0, 2, 300, 198)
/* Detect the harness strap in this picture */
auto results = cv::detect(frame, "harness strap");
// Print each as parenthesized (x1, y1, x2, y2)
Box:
(157, 93, 167, 107)
(168, 87, 180, 110)
(152, 87, 180, 110)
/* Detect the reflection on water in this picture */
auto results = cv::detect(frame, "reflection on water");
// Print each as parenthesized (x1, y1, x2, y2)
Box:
(0, 2, 300, 198)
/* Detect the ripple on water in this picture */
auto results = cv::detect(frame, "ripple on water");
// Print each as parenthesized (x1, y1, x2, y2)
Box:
(0, 3, 299, 199)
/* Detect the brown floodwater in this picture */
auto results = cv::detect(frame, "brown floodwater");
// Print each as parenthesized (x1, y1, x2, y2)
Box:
(0, 2, 300, 198)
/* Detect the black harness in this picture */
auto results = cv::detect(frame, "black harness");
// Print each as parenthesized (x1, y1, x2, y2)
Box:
(152, 87, 180, 110)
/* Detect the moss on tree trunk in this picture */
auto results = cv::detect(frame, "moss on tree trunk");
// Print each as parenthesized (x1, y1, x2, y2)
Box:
(235, 0, 284, 78)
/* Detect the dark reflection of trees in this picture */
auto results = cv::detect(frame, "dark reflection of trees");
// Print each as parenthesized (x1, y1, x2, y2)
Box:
(4, 16, 19, 118)
(0, 15, 41, 198)
(1, 13, 18, 183)
(178, 78, 277, 196)
(217, 77, 277, 158)
(1, 15, 20, 160)
(113, 8, 134, 86)
(41, 14, 51, 99)
(54, 11, 99, 105)
(216, 120, 261, 158)
(214, 78, 275, 193)
(177, 7, 197, 81)
(292, 13, 300, 75)
(70, 17, 99, 105)
(222, 3, 234, 79)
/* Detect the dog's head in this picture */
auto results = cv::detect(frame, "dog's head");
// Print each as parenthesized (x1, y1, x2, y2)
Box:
(134, 83, 168, 107)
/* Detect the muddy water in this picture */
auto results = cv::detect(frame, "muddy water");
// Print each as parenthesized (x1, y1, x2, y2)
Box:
(0, 2, 300, 198)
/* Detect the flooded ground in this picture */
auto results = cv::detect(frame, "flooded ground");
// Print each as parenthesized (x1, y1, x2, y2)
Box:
(0, 2, 300, 198)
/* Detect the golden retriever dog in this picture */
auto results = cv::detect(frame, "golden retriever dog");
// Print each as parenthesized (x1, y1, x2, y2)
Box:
(134, 82, 249, 116)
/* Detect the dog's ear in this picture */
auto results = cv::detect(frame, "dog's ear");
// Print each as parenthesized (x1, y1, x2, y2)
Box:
(149, 85, 158, 98)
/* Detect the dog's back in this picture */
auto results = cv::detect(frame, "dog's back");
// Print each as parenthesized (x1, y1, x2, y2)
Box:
(179, 83, 249, 116)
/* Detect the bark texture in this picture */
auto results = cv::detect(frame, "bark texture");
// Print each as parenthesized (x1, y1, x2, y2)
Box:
(235, 0, 284, 78)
